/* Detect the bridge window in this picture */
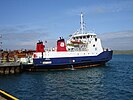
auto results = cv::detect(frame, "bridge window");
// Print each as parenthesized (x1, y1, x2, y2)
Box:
(80, 36, 82, 39)
(76, 37, 79, 39)
(87, 35, 90, 38)
(83, 36, 86, 39)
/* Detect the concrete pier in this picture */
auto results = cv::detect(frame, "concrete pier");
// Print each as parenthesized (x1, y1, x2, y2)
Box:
(0, 62, 21, 75)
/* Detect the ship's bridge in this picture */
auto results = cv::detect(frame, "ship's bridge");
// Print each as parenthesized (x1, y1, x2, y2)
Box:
(72, 33, 96, 43)
(67, 32, 98, 51)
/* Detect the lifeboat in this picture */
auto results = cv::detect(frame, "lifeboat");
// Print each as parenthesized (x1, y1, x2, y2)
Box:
(71, 40, 83, 44)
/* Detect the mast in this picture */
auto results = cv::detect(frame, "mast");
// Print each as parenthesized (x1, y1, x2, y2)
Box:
(80, 12, 85, 34)
(0, 34, 2, 50)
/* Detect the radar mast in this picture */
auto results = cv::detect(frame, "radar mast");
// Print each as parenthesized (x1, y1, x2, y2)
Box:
(80, 12, 85, 34)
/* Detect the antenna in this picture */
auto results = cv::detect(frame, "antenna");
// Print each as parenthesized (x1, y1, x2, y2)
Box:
(0, 34, 2, 51)
(80, 12, 85, 34)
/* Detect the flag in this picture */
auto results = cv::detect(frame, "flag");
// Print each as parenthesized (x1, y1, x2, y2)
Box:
(45, 41, 47, 43)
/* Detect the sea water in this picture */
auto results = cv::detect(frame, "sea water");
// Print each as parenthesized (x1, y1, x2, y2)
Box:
(0, 54, 133, 100)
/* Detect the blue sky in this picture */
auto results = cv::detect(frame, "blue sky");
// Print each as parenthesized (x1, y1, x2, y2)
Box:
(0, 0, 133, 50)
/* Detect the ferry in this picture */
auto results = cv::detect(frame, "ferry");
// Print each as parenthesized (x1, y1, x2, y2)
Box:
(33, 13, 113, 69)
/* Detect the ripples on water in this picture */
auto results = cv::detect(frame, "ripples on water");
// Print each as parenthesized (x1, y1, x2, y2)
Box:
(0, 54, 133, 100)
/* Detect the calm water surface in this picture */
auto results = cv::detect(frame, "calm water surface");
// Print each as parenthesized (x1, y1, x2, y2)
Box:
(0, 54, 133, 100)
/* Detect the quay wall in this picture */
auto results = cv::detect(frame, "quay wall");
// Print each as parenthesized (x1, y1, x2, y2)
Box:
(0, 62, 21, 75)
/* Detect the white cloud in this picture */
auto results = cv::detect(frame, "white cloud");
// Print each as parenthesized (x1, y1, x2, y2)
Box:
(1, 24, 132, 50)
(98, 30, 133, 50)
(0, 24, 51, 50)
(66, 0, 133, 16)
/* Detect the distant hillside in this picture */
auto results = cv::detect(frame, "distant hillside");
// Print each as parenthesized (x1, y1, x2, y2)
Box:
(113, 50, 133, 54)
